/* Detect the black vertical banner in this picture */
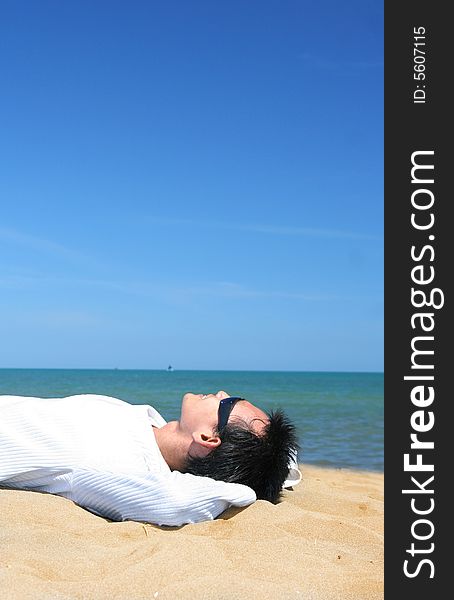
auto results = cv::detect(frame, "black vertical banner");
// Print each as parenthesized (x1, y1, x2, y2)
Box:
(385, 1, 450, 596)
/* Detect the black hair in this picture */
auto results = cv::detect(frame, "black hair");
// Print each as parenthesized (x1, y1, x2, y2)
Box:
(183, 408, 300, 504)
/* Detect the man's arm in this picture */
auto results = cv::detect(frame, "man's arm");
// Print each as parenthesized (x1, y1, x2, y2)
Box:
(70, 468, 256, 527)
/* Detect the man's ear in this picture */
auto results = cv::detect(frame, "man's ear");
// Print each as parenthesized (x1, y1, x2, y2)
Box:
(189, 431, 221, 457)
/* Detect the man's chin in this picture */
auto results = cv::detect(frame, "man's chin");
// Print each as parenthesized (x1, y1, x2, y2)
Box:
(183, 392, 205, 402)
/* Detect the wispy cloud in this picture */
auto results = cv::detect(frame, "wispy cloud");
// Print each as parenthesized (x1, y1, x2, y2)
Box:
(186, 281, 340, 301)
(143, 216, 381, 241)
(233, 223, 380, 241)
(0, 227, 76, 256)
(0, 226, 105, 268)
(0, 273, 376, 303)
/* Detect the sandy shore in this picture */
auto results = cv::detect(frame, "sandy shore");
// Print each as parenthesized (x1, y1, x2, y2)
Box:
(0, 465, 383, 599)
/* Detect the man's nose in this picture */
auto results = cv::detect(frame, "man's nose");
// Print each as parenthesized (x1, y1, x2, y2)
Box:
(216, 390, 229, 399)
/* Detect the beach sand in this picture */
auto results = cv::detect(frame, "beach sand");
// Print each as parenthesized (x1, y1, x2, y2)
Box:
(0, 465, 383, 599)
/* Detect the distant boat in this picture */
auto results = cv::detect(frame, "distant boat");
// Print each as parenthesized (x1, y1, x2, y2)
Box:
(167, 365, 174, 372)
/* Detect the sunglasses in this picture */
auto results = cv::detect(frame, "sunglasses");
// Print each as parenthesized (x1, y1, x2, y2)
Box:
(217, 397, 244, 432)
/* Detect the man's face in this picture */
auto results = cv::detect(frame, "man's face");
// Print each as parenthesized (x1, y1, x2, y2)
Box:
(179, 390, 269, 436)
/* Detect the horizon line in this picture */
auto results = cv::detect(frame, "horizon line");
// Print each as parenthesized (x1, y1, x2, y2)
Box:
(0, 366, 384, 374)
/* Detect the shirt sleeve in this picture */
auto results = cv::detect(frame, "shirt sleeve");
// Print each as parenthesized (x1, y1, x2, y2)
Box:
(70, 468, 256, 527)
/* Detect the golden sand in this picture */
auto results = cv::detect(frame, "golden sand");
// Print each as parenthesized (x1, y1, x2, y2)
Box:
(0, 465, 383, 599)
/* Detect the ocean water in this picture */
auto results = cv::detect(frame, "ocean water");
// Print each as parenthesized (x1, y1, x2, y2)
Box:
(0, 369, 383, 472)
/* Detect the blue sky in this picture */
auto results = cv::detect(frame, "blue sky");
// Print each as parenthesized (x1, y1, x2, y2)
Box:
(0, 0, 383, 372)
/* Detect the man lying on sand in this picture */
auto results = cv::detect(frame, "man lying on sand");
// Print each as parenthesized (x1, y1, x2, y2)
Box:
(0, 391, 301, 526)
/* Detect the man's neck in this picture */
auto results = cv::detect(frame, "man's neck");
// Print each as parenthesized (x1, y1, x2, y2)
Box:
(153, 421, 187, 471)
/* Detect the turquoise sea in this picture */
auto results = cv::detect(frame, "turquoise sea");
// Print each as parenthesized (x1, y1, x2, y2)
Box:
(0, 369, 383, 472)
